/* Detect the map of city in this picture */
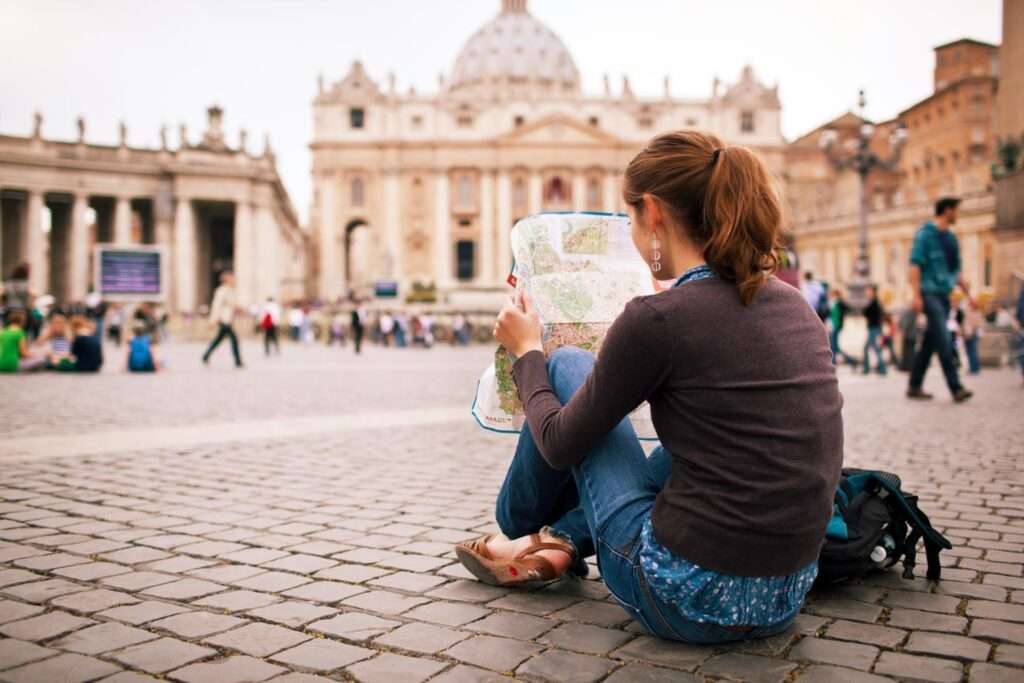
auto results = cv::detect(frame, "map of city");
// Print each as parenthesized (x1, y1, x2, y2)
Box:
(472, 212, 656, 436)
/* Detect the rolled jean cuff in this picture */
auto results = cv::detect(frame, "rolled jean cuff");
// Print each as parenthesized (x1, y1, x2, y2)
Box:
(541, 525, 579, 560)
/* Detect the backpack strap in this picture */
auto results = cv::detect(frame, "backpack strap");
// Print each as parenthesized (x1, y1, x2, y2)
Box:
(902, 527, 922, 579)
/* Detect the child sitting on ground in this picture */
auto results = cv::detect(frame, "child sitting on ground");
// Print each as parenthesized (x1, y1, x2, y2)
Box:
(69, 315, 103, 373)
(127, 322, 160, 372)
(36, 313, 74, 370)
(0, 310, 46, 372)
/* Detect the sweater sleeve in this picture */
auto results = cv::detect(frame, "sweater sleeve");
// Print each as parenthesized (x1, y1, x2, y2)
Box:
(511, 298, 671, 470)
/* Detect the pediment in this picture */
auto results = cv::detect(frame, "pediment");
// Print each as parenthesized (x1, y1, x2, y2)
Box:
(497, 114, 621, 146)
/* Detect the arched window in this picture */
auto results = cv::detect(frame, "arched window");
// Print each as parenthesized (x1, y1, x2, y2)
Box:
(544, 176, 566, 203)
(351, 177, 365, 207)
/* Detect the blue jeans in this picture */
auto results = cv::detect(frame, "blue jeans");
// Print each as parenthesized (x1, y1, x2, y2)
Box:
(909, 294, 962, 394)
(964, 336, 980, 374)
(863, 326, 887, 374)
(494, 347, 795, 644)
(829, 328, 855, 365)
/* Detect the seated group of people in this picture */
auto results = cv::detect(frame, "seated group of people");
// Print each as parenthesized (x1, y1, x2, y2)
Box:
(0, 310, 160, 374)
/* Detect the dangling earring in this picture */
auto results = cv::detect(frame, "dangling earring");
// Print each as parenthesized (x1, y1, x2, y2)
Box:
(650, 233, 662, 273)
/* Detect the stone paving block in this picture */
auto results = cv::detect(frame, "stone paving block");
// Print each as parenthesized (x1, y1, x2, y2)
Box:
(101, 571, 179, 591)
(141, 578, 227, 601)
(376, 553, 452, 572)
(186, 564, 266, 584)
(466, 610, 556, 640)
(150, 611, 247, 638)
(969, 663, 1024, 682)
(886, 606, 968, 633)
(260, 554, 337, 574)
(98, 600, 191, 625)
(167, 655, 286, 683)
(333, 548, 402, 565)
(873, 651, 964, 682)
(270, 639, 374, 672)
(788, 636, 879, 671)
(0, 610, 95, 641)
(0, 652, 121, 683)
(966, 600, 1024, 622)
(308, 612, 401, 642)
(137, 534, 204, 550)
(284, 540, 352, 556)
(313, 564, 392, 583)
(0, 545, 49, 563)
(368, 571, 447, 593)
(51, 621, 158, 655)
(516, 649, 619, 683)
(100, 547, 173, 564)
(402, 601, 490, 627)
(0, 638, 56, 671)
(933, 580, 1008, 601)
(14, 551, 92, 571)
(604, 663, 700, 682)
(144, 556, 217, 574)
(204, 622, 311, 657)
(884, 590, 962, 614)
(373, 621, 469, 654)
(442, 635, 543, 672)
(1, 577, 88, 603)
(426, 580, 509, 604)
(824, 619, 908, 648)
(539, 622, 633, 655)
(344, 652, 447, 683)
(281, 580, 365, 603)
(341, 589, 430, 615)
(192, 589, 280, 612)
(611, 635, 712, 671)
(993, 643, 1024, 666)
(233, 571, 311, 593)
(111, 636, 216, 674)
(0, 569, 42, 589)
(52, 588, 141, 614)
(0, 599, 44, 625)
(904, 631, 991, 661)
(428, 664, 509, 683)
(803, 598, 883, 623)
(59, 538, 132, 555)
(697, 653, 798, 683)
(486, 590, 579, 616)
(53, 561, 132, 581)
(550, 600, 631, 627)
(245, 600, 336, 627)
(794, 665, 896, 682)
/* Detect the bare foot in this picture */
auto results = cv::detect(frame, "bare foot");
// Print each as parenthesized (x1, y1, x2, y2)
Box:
(485, 532, 574, 576)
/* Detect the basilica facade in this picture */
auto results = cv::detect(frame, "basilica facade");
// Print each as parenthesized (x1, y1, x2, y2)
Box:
(310, 0, 786, 304)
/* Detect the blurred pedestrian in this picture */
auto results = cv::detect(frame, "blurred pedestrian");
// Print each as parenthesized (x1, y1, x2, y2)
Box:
(260, 296, 281, 356)
(1016, 287, 1024, 386)
(0, 309, 45, 372)
(127, 322, 159, 372)
(801, 271, 827, 322)
(394, 311, 409, 347)
(351, 304, 366, 354)
(287, 303, 303, 341)
(201, 270, 243, 368)
(961, 299, 984, 375)
(379, 311, 395, 347)
(828, 289, 857, 367)
(35, 313, 73, 370)
(452, 313, 470, 346)
(69, 316, 103, 372)
(107, 304, 124, 347)
(1, 263, 33, 326)
(862, 286, 886, 375)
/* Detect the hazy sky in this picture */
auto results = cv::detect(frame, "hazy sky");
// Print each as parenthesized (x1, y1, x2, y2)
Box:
(1, 0, 1002, 222)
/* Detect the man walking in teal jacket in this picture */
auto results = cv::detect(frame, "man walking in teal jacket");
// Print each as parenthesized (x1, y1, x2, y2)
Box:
(907, 197, 973, 403)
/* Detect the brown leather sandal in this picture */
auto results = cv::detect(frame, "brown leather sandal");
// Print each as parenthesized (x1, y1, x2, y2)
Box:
(455, 533, 575, 587)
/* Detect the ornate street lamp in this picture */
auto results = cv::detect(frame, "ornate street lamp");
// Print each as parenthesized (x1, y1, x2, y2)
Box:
(819, 89, 908, 310)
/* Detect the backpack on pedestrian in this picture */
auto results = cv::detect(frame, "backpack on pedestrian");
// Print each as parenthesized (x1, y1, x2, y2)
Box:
(817, 468, 952, 585)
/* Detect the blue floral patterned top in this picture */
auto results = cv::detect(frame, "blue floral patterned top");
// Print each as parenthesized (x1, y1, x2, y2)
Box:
(637, 264, 819, 626)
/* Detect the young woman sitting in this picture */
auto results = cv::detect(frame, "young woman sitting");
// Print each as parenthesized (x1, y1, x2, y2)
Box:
(455, 131, 843, 644)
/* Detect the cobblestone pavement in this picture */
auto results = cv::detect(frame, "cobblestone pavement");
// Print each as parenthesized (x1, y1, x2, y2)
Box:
(1, 342, 1023, 682)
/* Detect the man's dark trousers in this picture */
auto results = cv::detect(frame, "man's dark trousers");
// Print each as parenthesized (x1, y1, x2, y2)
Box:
(909, 294, 961, 393)
(203, 323, 242, 367)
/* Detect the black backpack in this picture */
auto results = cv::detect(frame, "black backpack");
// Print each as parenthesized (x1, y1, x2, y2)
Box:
(817, 468, 952, 584)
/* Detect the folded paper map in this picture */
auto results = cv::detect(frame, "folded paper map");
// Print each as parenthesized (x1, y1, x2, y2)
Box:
(472, 212, 658, 438)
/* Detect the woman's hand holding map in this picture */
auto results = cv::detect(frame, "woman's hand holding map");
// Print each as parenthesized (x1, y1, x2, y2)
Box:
(494, 291, 543, 359)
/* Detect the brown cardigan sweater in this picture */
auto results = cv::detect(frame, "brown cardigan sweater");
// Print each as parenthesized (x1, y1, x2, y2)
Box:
(512, 276, 844, 577)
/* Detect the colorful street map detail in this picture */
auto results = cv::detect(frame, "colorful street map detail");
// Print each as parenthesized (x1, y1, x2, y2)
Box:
(473, 212, 657, 437)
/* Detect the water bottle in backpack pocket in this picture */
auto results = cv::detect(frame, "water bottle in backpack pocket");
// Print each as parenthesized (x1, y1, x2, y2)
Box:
(817, 468, 952, 585)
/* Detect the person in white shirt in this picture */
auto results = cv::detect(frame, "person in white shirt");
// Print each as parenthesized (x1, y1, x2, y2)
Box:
(379, 312, 395, 347)
(201, 271, 243, 367)
(800, 272, 825, 321)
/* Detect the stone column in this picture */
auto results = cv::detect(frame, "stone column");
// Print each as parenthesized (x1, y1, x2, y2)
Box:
(69, 193, 90, 300)
(233, 201, 254, 308)
(173, 197, 196, 312)
(25, 190, 46, 294)
(572, 172, 586, 212)
(479, 171, 496, 286)
(603, 172, 618, 212)
(154, 184, 174, 303)
(497, 172, 512, 284)
(528, 172, 542, 214)
(254, 205, 278, 303)
(434, 171, 451, 288)
(318, 177, 342, 300)
(384, 171, 402, 287)
(114, 196, 132, 245)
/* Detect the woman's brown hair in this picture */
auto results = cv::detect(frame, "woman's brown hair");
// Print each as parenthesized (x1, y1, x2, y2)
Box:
(623, 130, 783, 305)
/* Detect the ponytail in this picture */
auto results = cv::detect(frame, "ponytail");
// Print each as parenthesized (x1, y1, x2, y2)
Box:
(623, 131, 783, 305)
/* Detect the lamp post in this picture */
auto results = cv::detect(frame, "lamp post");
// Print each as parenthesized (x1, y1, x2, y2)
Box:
(819, 89, 908, 310)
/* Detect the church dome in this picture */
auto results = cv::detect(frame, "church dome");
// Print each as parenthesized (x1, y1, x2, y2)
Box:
(448, 0, 580, 97)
